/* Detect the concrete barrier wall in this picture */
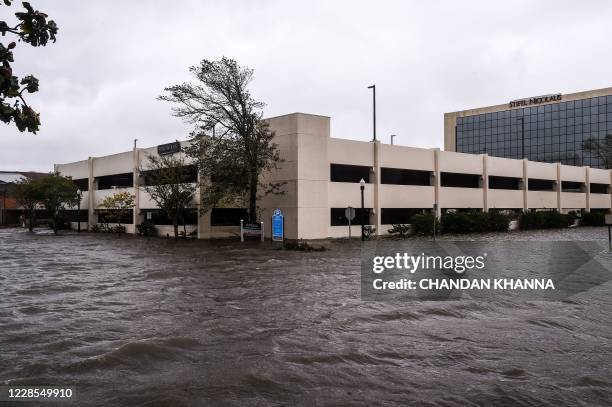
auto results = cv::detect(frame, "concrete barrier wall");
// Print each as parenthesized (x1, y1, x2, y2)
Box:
(488, 189, 524, 209)
(379, 185, 435, 208)
(440, 187, 484, 208)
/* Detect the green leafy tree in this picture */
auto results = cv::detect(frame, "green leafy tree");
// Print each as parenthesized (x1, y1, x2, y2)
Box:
(14, 175, 43, 231)
(158, 57, 284, 223)
(142, 153, 196, 238)
(37, 173, 78, 234)
(98, 191, 135, 227)
(1, 1, 58, 133)
(582, 134, 612, 169)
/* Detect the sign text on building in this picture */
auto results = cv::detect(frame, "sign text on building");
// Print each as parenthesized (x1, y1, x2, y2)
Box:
(157, 142, 181, 156)
(509, 94, 562, 108)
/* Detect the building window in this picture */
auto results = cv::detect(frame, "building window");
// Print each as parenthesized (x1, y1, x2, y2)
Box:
(62, 209, 88, 222)
(73, 178, 89, 191)
(561, 181, 584, 193)
(330, 208, 372, 226)
(441, 172, 481, 188)
(489, 176, 521, 190)
(96, 173, 133, 190)
(454, 95, 612, 168)
(142, 165, 197, 186)
(590, 183, 610, 194)
(380, 208, 430, 225)
(210, 208, 248, 226)
(97, 210, 133, 224)
(528, 179, 555, 191)
(380, 168, 431, 186)
(330, 164, 370, 183)
(143, 209, 198, 225)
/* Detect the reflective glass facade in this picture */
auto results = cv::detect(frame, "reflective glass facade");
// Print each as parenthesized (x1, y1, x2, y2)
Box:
(455, 95, 612, 168)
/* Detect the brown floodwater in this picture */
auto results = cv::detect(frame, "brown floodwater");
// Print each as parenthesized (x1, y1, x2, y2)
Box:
(1, 227, 612, 406)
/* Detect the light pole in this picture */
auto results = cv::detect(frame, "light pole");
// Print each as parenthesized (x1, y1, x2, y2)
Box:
(359, 178, 365, 241)
(391, 134, 396, 145)
(517, 117, 525, 159)
(76, 189, 82, 233)
(367, 85, 376, 142)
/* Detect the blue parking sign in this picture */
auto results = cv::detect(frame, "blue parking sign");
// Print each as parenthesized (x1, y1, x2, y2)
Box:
(272, 209, 284, 242)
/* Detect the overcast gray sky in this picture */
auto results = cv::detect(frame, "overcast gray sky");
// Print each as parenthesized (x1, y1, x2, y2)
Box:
(3, 0, 612, 171)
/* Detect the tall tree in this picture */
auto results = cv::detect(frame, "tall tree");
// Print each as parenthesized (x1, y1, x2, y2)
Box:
(582, 135, 612, 169)
(142, 153, 196, 238)
(14, 175, 43, 231)
(37, 173, 78, 234)
(158, 57, 283, 223)
(1, 1, 58, 133)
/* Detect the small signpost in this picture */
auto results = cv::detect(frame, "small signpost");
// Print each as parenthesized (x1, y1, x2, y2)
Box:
(240, 220, 264, 242)
(272, 209, 284, 243)
(345, 206, 356, 238)
(606, 214, 612, 252)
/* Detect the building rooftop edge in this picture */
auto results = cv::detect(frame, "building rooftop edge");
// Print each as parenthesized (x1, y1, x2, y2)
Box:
(445, 86, 612, 116)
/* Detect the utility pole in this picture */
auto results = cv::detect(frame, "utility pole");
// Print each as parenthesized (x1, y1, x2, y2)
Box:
(368, 85, 376, 142)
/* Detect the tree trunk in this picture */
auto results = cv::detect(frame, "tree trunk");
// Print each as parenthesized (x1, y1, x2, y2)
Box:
(248, 171, 258, 223)
(173, 217, 179, 239)
(28, 208, 34, 232)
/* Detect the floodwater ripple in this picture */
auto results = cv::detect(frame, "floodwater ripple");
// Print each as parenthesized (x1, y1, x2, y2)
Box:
(1, 227, 612, 406)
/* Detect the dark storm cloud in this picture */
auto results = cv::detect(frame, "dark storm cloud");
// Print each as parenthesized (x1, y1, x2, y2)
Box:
(3, 0, 612, 171)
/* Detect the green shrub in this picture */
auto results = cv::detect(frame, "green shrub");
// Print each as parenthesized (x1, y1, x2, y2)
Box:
(363, 225, 376, 239)
(581, 211, 605, 226)
(519, 211, 541, 230)
(567, 210, 581, 223)
(542, 211, 571, 228)
(112, 225, 126, 234)
(487, 210, 511, 232)
(519, 210, 571, 230)
(90, 224, 100, 232)
(136, 222, 157, 237)
(283, 240, 326, 251)
(388, 224, 411, 238)
(441, 210, 489, 234)
(412, 213, 439, 235)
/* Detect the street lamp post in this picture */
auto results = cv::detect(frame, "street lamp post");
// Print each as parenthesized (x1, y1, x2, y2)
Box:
(359, 178, 365, 241)
(76, 189, 82, 233)
(367, 85, 376, 142)
(517, 117, 525, 159)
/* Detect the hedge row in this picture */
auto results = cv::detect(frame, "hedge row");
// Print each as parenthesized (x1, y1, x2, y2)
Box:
(396, 209, 603, 236)
(518, 211, 571, 230)
(581, 211, 606, 226)
(407, 210, 510, 236)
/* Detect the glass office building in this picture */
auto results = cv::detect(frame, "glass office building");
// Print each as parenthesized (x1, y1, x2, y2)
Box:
(445, 89, 612, 169)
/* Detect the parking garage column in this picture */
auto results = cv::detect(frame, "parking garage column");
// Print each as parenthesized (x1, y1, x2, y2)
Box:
(522, 159, 528, 211)
(88, 157, 95, 227)
(585, 167, 591, 213)
(133, 147, 142, 227)
(556, 163, 562, 212)
(433, 149, 441, 218)
(482, 154, 488, 212)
